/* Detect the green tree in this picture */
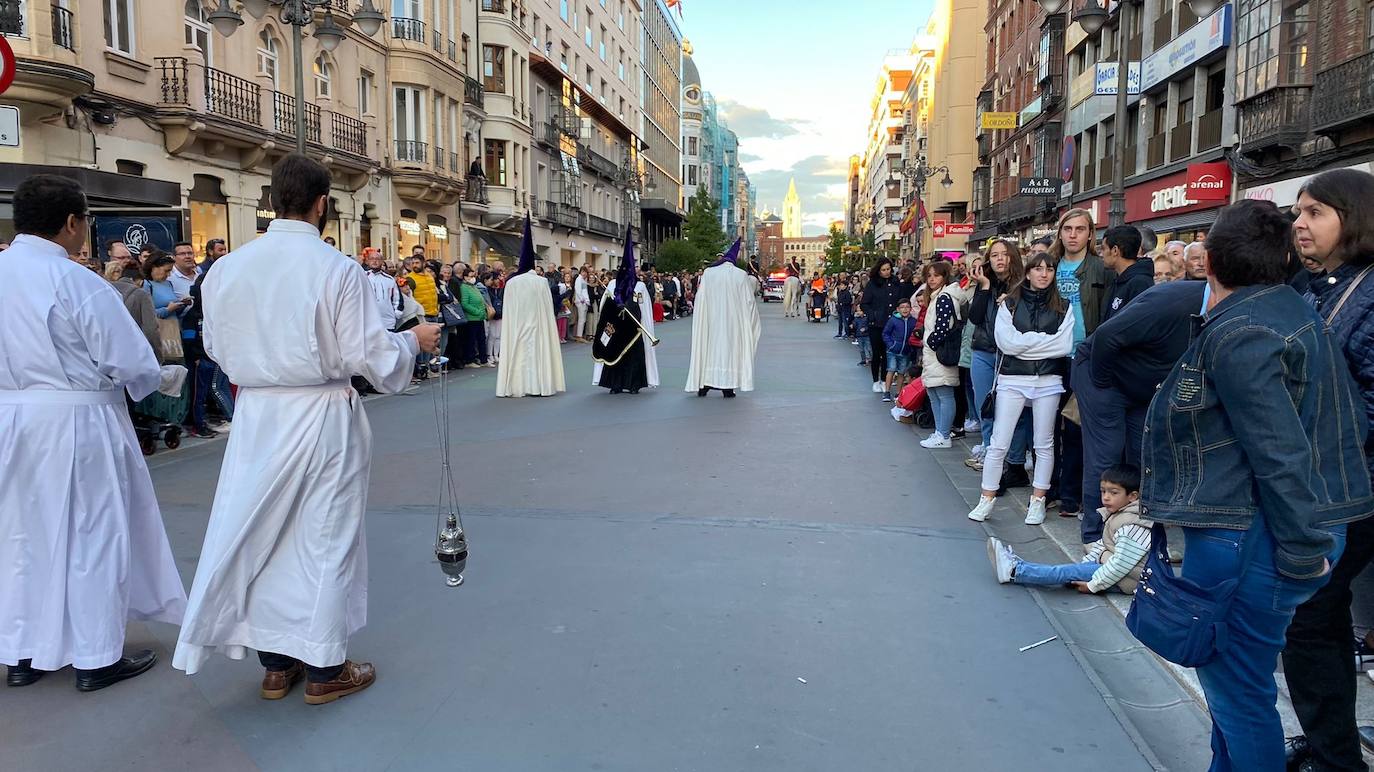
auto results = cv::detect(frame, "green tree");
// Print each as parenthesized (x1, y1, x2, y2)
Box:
(655, 239, 705, 274)
(822, 224, 847, 275)
(682, 187, 727, 258)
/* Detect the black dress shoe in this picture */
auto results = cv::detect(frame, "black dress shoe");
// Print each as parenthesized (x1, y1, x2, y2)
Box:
(1284, 735, 1311, 768)
(698, 387, 710, 397)
(7, 659, 42, 687)
(75, 650, 157, 692)
(722, 389, 736, 398)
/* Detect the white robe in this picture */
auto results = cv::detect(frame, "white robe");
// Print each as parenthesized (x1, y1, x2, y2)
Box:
(173, 219, 419, 673)
(495, 271, 566, 397)
(0, 234, 186, 670)
(592, 280, 660, 387)
(685, 263, 762, 392)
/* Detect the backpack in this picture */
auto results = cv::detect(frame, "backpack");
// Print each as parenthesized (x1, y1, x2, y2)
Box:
(931, 291, 964, 367)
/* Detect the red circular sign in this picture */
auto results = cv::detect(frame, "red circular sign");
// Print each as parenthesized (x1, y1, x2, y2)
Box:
(0, 37, 16, 97)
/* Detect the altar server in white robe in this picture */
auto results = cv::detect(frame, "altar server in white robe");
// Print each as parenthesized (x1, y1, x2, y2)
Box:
(686, 239, 761, 398)
(593, 250, 660, 389)
(496, 215, 566, 398)
(1, 174, 187, 692)
(173, 155, 441, 706)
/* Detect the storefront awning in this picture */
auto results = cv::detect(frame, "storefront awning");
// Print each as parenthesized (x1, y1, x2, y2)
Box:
(474, 229, 524, 260)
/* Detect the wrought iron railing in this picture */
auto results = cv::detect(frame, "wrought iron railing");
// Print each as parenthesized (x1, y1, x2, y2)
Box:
(330, 112, 366, 155)
(433, 28, 443, 51)
(450, 151, 461, 173)
(465, 176, 489, 203)
(1238, 86, 1311, 151)
(206, 68, 261, 125)
(272, 92, 321, 143)
(584, 148, 619, 179)
(543, 122, 563, 147)
(586, 214, 619, 236)
(392, 17, 425, 43)
(156, 57, 190, 104)
(435, 145, 446, 168)
(51, 5, 74, 51)
(463, 75, 484, 108)
(448, 39, 457, 62)
(1313, 51, 1374, 131)
(395, 139, 428, 163)
(543, 199, 580, 228)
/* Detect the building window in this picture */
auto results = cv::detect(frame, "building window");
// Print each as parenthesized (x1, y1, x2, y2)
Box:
(560, 0, 568, 21)
(484, 139, 508, 185)
(184, 0, 212, 64)
(687, 136, 698, 155)
(1283, 1, 1311, 84)
(395, 86, 426, 143)
(686, 165, 697, 186)
(313, 54, 333, 99)
(359, 70, 375, 114)
(257, 30, 279, 87)
(104, 0, 136, 55)
(462, 34, 470, 69)
(617, 1, 624, 29)
(599, 28, 606, 60)
(483, 44, 506, 92)
(585, 23, 593, 48)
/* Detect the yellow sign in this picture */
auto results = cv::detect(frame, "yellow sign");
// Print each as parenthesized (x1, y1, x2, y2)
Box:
(981, 112, 1017, 130)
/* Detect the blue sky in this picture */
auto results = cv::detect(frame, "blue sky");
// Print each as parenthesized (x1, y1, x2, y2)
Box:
(677, 0, 935, 235)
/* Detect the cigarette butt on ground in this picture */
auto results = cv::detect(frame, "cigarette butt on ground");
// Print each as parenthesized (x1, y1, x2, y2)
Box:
(1019, 636, 1059, 653)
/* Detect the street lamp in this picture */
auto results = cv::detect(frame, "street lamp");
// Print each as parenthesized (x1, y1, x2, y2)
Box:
(902, 159, 954, 259)
(209, 0, 387, 154)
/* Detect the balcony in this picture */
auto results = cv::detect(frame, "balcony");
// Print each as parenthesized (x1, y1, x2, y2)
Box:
(450, 151, 462, 173)
(1197, 110, 1222, 150)
(541, 121, 562, 148)
(1081, 161, 1097, 191)
(482, 0, 508, 10)
(1313, 51, 1374, 133)
(581, 146, 620, 179)
(1152, 10, 1173, 50)
(395, 139, 429, 164)
(464, 176, 490, 204)
(432, 28, 444, 52)
(463, 75, 485, 110)
(977, 134, 991, 160)
(271, 92, 320, 143)
(1121, 144, 1137, 177)
(1147, 133, 1166, 168)
(51, 5, 74, 51)
(1169, 121, 1192, 163)
(435, 145, 446, 170)
(586, 213, 620, 237)
(448, 39, 457, 62)
(1238, 86, 1311, 154)
(392, 17, 426, 43)
(328, 112, 367, 157)
(544, 199, 581, 228)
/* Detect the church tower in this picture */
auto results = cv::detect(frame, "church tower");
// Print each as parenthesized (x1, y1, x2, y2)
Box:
(783, 178, 802, 238)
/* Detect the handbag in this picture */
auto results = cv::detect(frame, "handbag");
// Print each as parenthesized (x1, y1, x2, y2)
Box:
(1125, 522, 1260, 667)
(157, 316, 184, 361)
(897, 379, 927, 411)
(979, 354, 1001, 419)
(440, 300, 467, 327)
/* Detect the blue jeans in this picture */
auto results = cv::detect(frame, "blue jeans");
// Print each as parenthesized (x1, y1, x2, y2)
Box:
(971, 350, 1030, 459)
(1073, 360, 1145, 542)
(928, 384, 956, 436)
(1012, 558, 1098, 587)
(857, 333, 871, 362)
(1184, 520, 1345, 772)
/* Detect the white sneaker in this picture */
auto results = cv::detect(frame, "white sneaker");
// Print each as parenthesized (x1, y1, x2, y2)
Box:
(962, 418, 981, 433)
(968, 495, 995, 522)
(987, 537, 1016, 583)
(970, 444, 984, 458)
(1025, 497, 1047, 525)
(919, 432, 952, 449)
(872, 381, 884, 393)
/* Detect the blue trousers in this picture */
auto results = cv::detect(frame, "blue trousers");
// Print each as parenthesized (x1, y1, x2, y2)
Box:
(1184, 521, 1344, 772)
(928, 384, 956, 436)
(1012, 559, 1098, 586)
(1073, 360, 1144, 543)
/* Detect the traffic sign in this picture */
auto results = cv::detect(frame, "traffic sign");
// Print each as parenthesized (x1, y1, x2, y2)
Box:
(0, 37, 15, 97)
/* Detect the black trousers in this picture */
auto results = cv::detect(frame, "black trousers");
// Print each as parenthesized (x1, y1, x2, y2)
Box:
(868, 327, 888, 383)
(1072, 361, 1145, 543)
(1282, 515, 1374, 772)
(1048, 386, 1084, 517)
(258, 651, 344, 683)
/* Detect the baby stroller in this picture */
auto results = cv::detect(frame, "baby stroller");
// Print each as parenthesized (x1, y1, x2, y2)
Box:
(893, 368, 935, 429)
(809, 287, 830, 322)
(130, 389, 185, 455)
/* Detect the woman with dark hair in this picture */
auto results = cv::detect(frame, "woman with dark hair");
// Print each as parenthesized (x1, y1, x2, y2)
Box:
(434, 262, 464, 368)
(967, 239, 1026, 466)
(858, 257, 909, 393)
(919, 260, 962, 448)
(1282, 168, 1374, 772)
(458, 267, 490, 366)
(968, 252, 1075, 525)
(143, 253, 183, 321)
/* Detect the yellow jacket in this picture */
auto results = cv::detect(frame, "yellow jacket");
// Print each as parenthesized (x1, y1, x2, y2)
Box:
(409, 270, 438, 316)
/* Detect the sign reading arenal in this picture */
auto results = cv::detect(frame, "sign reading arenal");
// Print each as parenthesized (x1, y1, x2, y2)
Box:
(1019, 177, 1063, 197)
(1186, 162, 1232, 201)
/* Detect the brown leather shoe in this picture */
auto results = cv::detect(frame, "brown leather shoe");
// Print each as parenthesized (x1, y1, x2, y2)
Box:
(260, 662, 304, 700)
(303, 660, 375, 705)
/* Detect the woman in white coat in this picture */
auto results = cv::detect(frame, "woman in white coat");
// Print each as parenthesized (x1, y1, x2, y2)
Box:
(918, 261, 963, 448)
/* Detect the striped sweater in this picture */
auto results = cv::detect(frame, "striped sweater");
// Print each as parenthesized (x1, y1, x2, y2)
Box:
(1083, 500, 1153, 594)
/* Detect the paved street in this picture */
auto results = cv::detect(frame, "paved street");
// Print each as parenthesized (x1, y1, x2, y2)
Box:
(2, 303, 1206, 771)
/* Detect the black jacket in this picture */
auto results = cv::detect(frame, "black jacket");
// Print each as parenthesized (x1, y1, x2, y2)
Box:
(967, 275, 1011, 353)
(1000, 287, 1069, 378)
(1101, 258, 1155, 324)
(859, 276, 910, 322)
(1086, 279, 1205, 405)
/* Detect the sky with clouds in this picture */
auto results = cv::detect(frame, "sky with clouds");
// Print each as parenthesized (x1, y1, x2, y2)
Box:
(677, 0, 935, 235)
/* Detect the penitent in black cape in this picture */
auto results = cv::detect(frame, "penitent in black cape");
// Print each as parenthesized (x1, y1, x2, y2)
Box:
(592, 227, 649, 394)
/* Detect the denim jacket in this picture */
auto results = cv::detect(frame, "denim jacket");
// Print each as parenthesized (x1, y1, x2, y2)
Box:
(1140, 284, 1373, 579)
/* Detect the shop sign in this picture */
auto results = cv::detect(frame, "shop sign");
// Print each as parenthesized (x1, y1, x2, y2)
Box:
(0, 105, 18, 147)
(398, 220, 422, 235)
(1019, 177, 1063, 197)
(1094, 62, 1141, 96)
(947, 223, 975, 236)
(931, 219, 948, 238)
(1141, 5, 1232, 91)
(428, 224, 449, 240)
(94, 213, 182, 257)
(1125, 168, 1228, 220)
(1241, 162, 1374, 208)
(1186, 162, 1232, 201)
(981, 112, 1018, 130)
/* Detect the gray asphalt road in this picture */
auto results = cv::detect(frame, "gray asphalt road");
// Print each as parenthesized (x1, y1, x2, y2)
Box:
(2, 302, 1176, 772)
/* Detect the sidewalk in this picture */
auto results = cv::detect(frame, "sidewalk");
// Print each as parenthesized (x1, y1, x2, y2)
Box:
(903, 416, 1374, 767)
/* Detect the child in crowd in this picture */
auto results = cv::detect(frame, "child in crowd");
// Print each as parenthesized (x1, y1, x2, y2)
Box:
(987, 465, 1152, 594)
(855, 304, 872, 366)
(880, 300, 918, 403)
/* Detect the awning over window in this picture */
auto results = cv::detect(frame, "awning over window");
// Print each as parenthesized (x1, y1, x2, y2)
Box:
(474, 229, 524, 260)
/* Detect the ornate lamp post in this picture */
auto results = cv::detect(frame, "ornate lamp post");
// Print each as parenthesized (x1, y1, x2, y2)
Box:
(901, 159, 953, 259)
(206, 0, 386, 154)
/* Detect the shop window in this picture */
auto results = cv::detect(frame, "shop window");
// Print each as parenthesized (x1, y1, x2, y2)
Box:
(188, 174, 229, 262)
